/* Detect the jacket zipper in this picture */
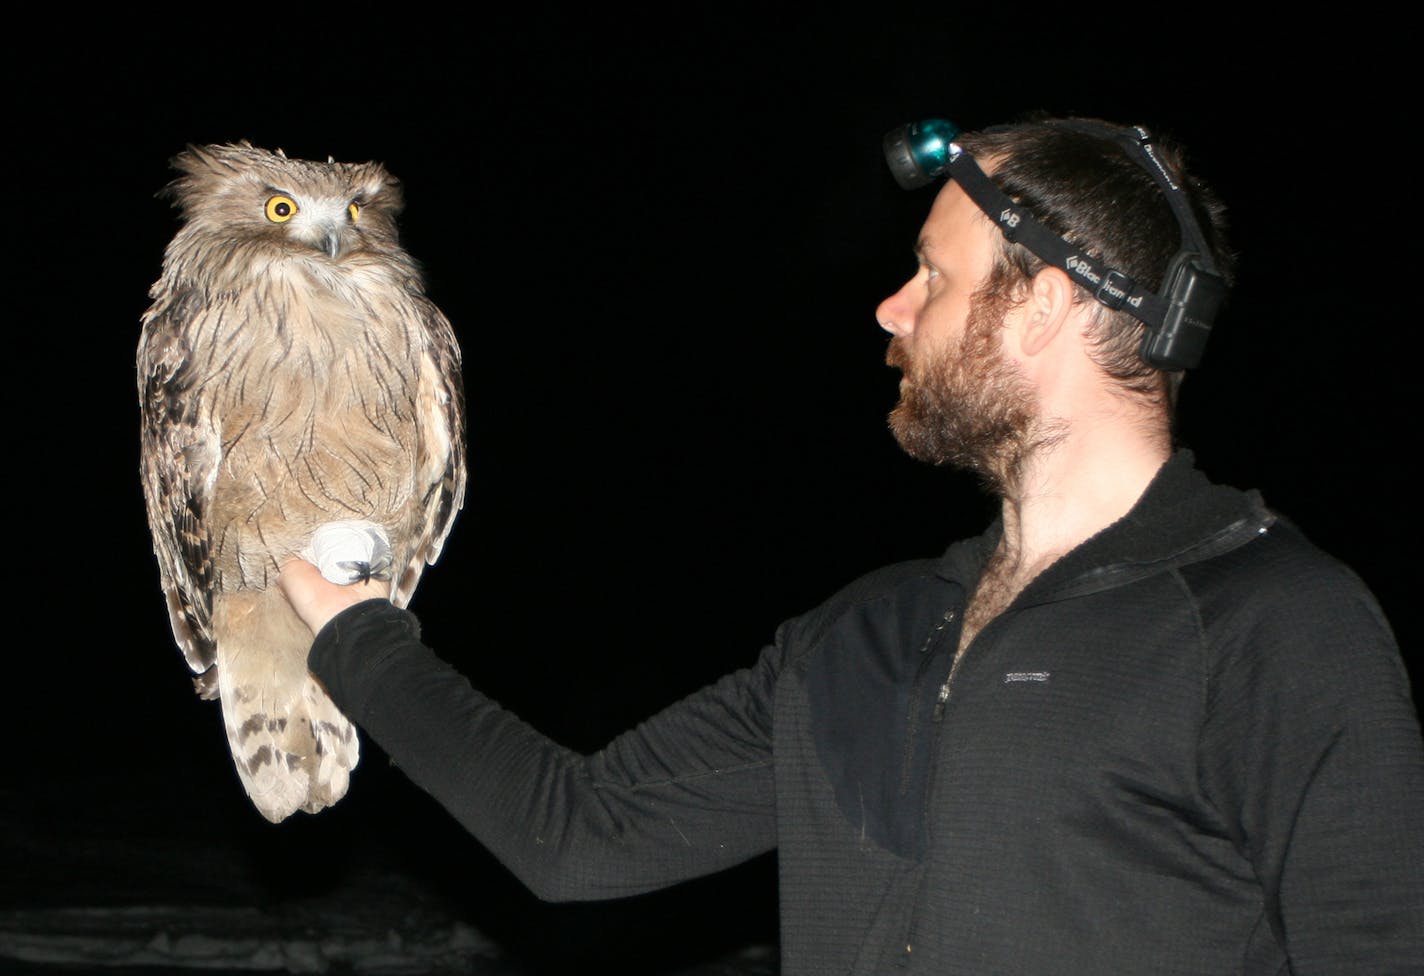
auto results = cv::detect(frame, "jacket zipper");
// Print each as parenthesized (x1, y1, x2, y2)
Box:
(931, 642, 970, 723)
(901, 606, 965, 964)
(928, 612, 961, 728)
(899, 608, 959, 798)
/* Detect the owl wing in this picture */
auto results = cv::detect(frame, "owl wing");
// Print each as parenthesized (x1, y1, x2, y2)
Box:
(391, 297, 466, 609)
(138, 289, 222, 698)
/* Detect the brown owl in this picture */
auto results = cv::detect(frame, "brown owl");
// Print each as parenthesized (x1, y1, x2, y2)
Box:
(138, 143, 465, 823)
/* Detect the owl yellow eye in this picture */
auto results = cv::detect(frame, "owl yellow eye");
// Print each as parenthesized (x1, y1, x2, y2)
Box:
(348, 202, 361, 222)
(265, 195, 298, 223)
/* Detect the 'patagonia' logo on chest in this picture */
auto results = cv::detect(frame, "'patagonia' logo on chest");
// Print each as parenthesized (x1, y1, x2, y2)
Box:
(1003, 671, 1051, 683)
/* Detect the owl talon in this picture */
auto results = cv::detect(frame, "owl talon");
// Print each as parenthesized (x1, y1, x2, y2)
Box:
(306, 520, 393, 586)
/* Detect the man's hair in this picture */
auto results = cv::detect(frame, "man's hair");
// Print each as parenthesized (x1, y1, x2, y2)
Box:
(957, 118, 1234, 411)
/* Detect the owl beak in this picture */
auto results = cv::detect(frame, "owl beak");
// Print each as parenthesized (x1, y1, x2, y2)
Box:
(319, 227, 343, 260)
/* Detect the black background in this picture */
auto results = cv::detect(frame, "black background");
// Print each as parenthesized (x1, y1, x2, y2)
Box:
(4, 7, 1417, 972)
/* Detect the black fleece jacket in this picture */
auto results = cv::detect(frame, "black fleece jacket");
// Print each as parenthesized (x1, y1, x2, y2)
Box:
(311, 452, 1424, 974)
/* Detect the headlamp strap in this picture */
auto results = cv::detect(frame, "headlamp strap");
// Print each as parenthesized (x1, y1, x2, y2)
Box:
(946, 150, 1170, 326)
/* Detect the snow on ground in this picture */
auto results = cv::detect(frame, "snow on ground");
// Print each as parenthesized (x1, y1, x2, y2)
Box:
(0, 903, 500, 973)
(0, 903, 776, 974)
(2, 777, 778, 974)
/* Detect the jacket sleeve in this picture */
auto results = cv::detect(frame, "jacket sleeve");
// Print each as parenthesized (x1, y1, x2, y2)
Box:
(1194, 534, 1424, 975)
(308, 599, 779, 902)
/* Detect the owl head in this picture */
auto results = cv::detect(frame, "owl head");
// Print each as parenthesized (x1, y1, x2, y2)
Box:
(158, 143, 408, 287)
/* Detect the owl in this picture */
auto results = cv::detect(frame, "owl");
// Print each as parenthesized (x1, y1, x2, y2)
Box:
(138, 143, 465, 823)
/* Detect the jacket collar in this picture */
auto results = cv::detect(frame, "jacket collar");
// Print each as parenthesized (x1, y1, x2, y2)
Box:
(935, 450, 1272, 603)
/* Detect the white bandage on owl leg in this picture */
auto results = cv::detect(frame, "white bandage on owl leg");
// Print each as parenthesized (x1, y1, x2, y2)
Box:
(304, 520, 394, 585)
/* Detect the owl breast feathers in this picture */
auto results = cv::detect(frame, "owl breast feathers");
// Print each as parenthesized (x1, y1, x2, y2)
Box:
(138, 142, 465, 823)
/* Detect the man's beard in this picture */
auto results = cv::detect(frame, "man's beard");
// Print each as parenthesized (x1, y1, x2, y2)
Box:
(886, 291, 1052, 495)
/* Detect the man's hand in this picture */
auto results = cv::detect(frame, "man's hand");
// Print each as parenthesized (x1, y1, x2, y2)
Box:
(277, 558, 390, 636)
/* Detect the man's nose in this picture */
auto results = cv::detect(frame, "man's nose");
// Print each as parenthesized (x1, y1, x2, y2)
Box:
(877, 278, 915, 337)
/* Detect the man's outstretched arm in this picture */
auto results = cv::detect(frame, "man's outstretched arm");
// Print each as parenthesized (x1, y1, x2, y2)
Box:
(278, 560, 779, 901)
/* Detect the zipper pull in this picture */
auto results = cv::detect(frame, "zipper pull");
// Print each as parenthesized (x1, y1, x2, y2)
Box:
(932, 679, 951, 722)
(931, 608, 961, 722)
(919, 608, 959, 655)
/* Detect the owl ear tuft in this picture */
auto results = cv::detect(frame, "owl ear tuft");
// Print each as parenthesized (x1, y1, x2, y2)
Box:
(364, 169, 404, 217)
(162, 145, 219, 210)
(170, 143, 260, 179)
(164, 144, 257, 212)
(169, 144, 217, 176)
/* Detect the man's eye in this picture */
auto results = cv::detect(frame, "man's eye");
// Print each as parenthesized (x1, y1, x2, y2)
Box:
(924, 266, 941, 283)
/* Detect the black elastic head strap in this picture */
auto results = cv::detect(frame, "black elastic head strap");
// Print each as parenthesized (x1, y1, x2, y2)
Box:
(1038, 121, 1221, 277)
(945, 150, 1173, 326)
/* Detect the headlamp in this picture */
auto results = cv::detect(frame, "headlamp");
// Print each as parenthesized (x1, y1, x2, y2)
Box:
(882, 117, 1227, 371)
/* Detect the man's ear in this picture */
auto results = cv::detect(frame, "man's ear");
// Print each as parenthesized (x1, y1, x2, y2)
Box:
(1013, 266, 1077, 358)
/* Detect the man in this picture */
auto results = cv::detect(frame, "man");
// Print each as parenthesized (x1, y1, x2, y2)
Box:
(279, 117, 1424, 973)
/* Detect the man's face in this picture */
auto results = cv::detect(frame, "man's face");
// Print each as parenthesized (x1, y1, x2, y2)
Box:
(876, 181, 1039, 491)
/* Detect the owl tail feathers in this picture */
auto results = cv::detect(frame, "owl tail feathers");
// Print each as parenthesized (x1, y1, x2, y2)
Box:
(213, 589, 360, 823)
(301, 672, 361, 814)
(221, 674, 361, 823)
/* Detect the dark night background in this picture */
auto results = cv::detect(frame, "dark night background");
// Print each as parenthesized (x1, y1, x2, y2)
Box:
(3, 7, 1417, 973)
